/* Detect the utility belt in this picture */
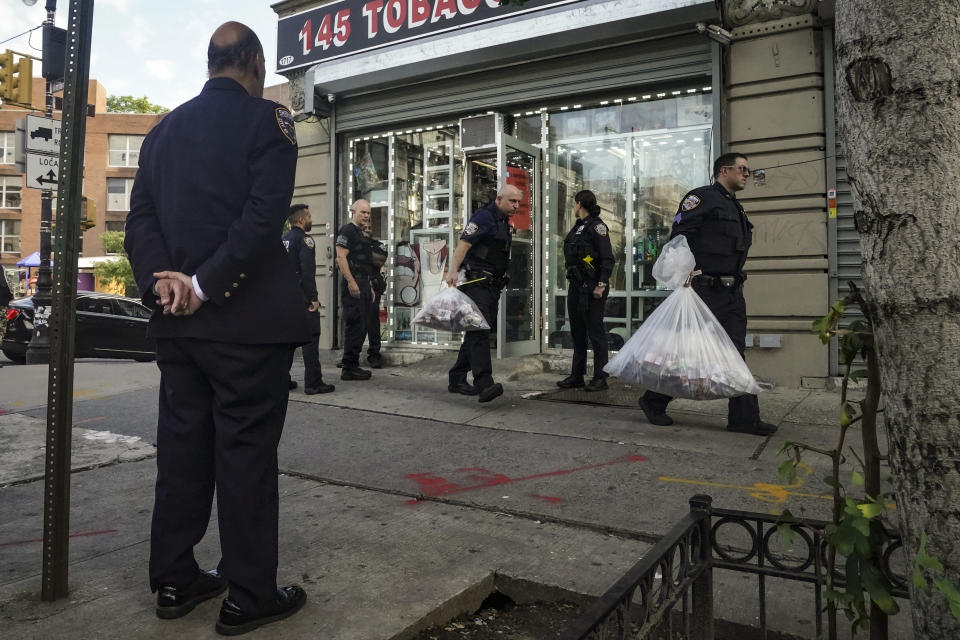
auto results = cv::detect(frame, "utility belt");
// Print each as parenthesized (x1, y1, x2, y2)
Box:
(692, 273, 746, 290)
(464, 269, 510, 290)
(348, 260, 373, 277)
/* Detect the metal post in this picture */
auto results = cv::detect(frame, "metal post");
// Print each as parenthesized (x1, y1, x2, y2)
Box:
(25, 3, 59, 365)
(689, 494, 714, 640)
(41, 0, 94, 601)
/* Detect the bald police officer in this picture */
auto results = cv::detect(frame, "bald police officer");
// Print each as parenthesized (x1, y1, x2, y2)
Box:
(284, 204, 335, 394)
(125, 22, 307, 635)
(638, 152, 777, 436)
(445, 185, 523, 403)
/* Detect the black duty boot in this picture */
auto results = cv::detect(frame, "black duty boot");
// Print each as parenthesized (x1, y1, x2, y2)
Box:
(727, 420, 778, 436)
(156, 569, 227, 619)
(584, 377, 608, 392)
(556, 374, 585, 389)
(639, 397, 673, 426)
(341, 366, 371, 381)
(305, 381, 335, 394)
(478, 383, 504, 403)
(215, 585, 307, 636)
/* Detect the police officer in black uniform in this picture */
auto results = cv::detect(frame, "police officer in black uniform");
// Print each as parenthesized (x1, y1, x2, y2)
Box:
(284, 204, 334, 394)
(638, 152, 777, 436)
(361, 220, 388, 368)
(124, 22, 307, 634)
(445, 185, 523, 403)
(335, 200, 375, 380)
(557, 190, 615, 392)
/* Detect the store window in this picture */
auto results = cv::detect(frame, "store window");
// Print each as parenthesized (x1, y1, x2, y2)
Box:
(545, 88, 713, 349)
(348, 124, 464, 347)
(0, 176, 22, 209)
(106, 177, 134, 210)
(1, 218, 21, 253)
(105, 220, 125, 232)
(108, 135, 143, 167)
(0, 132, 14, 164)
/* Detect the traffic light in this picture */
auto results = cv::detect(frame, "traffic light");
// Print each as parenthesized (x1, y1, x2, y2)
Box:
(80, 196, 96, 230)
(0, 51, 13, 102)
(13, 57, 33, 105)
(0, 50, 33, 107)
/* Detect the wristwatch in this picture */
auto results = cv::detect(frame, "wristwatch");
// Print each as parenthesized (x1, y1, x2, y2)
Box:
(597, 282, 607, 288)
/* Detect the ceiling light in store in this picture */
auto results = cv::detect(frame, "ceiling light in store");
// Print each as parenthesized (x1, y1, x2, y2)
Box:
(703, 86, 712, 91)
(672, 91, 681, 95)
(687, 89, 697, 93)
(363, 136, 370, 140)
(513, 113, 521, 117)
(642, 95, 651, 99)
(573, 104, 582, 108)
(659, 141, 667, 145)
(600, 101, 609, 105)
(560, 106, 569, 111)
(693, 137, 702, 142)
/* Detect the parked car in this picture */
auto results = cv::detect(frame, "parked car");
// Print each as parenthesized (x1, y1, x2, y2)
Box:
(2, 292, 155, 364)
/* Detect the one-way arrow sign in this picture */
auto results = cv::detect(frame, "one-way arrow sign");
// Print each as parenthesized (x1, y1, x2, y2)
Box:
(26, 154, 59, 192)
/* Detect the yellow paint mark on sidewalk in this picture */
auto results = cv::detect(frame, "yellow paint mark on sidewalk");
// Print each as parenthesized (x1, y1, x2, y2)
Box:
(659, 463, 831, 504)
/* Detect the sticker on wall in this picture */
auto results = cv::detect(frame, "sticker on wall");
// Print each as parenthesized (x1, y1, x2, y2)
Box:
(827, 188, 837, 219)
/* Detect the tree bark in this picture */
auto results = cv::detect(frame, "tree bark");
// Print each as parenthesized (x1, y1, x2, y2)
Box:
(835, 2, 960, 638)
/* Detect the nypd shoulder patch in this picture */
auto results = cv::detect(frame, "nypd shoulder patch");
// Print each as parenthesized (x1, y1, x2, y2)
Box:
(335, 234, 349, 247)
(275, 106, 297, 145)
(594, 222, 608, 237)
(680, 194, 701, 212)
(464, 222, 479, 236)
(304, 236, 315, 249)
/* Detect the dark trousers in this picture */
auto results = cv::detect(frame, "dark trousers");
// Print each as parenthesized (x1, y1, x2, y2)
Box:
(367, 291, 382, 358)
(641, 284, 760, 424)
(341, 276, 370, 367)
(150, 338, 292, 612)
(449, 282, 500, 391)
(568, 283, 608, 380)
(301, 335, 324, 387)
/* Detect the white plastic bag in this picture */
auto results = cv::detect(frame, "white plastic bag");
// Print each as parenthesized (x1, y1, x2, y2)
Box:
(603, 236, 762, 400)
(413, 286, 490, 332)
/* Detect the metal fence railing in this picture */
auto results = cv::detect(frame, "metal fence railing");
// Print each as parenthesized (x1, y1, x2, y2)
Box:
(561, 494, 908, 640)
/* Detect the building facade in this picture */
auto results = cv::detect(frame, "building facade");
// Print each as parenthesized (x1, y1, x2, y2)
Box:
(271, 0, 851, 386)
(0, 79, 162, 291)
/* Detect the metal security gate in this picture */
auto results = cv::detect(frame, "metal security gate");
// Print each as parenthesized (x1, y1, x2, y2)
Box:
(333, 35, 712, 134)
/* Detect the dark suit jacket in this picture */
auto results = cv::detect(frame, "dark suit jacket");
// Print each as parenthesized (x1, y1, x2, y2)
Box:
(125, 77, 310, 345)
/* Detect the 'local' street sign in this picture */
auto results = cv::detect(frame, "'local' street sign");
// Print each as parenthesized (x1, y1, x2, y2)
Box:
(26, 154, 59, 191)
(25, 114, 61, 154)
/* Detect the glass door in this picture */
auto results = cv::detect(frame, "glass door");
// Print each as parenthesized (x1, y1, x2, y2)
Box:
(498, 133, 541, 357)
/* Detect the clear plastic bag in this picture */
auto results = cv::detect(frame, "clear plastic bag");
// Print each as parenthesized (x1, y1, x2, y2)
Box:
(603, 236, 762, 400)
(412, 286, 490, 332)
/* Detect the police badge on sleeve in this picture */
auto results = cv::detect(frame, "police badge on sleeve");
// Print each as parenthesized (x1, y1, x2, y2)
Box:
(594, 222, 608, 237)
(275, 107, 297, 145)
(464, 222, 479, 237)
(304, 236, 315, 249)
(680, 194, 701, 212)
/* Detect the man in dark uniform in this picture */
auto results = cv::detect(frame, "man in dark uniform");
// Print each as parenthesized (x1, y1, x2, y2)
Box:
(284, 204, 334, 394)
(124, 22, 308, 635)
(335, 199, 375, 380)
(557, 190, 615, 392)
(638, 152, 777, 436)
(444, 185, 523, 403)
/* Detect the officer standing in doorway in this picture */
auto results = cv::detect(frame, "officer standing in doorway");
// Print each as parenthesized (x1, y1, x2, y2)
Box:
(444, 184, 523, 403)
(284, 204, 335, 394)
(557, 190, 615, 392)
(124, 22, 308, 634)
(638, 152, 777, 436)
(335, 200, 375, 380)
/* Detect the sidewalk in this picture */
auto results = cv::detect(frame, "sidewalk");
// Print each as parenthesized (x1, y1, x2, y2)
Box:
(0, 353, 910, 639)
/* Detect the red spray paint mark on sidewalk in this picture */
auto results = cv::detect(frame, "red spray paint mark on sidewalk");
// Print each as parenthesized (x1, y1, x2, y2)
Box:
(404, 454, 648, 504)
(0, 529, 119, 548)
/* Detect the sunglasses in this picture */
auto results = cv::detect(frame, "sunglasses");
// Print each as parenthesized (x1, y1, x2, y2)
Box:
(723, 165, 751, 176)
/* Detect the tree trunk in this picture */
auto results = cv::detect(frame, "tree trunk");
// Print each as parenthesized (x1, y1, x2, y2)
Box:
(835, 2, 960, 638)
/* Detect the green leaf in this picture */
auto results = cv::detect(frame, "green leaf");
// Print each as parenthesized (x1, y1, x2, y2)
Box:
(840, 404, 852, 428)
(916, 532, 945, 571)
(862, 565, 899, 615)
(914, 567, 928, 589)
(849, 369, 869, 383)
(851, 470, 864, 486)
(778, 460, 798, 484)
(776, 522, 797, 546)
(857, 502, 883, 519)
(851, 516, 871, 538)
(933, 578, 960, 603)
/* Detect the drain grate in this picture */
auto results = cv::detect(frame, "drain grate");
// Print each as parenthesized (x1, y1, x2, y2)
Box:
(533, 383, 642, 409)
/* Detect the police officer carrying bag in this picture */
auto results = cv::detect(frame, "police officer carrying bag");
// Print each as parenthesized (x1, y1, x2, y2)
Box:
(557, 190, 615, 392)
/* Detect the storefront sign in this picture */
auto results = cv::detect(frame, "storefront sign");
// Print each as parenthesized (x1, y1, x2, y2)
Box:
(277, 0, 583, 73)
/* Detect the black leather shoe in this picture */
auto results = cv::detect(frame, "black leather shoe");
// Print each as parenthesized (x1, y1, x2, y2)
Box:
(478, 383, 503, 403)
(584, 377, 608, 392)
(304, 382, 335, 394)
(448, 382, 479, 396)
(556, 375, 585, 389)
(215, 585, 307, 636)
(639, 398, 674, 426)
(367, 355, 383, 369)
(728, 420, 778, 436)
(341, 366, 371, 381)
(156, 569, 227, 620)
(288, 380, 298, 390)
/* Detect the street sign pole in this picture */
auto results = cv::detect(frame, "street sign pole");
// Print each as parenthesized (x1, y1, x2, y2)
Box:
(41, 0, 93, 602)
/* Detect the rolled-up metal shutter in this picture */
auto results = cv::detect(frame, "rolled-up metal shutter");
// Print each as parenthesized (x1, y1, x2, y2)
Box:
(334, 35, 712, 133)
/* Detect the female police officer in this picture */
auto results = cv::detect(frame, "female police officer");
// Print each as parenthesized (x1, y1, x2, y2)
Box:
(557, 190, 615, 392)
